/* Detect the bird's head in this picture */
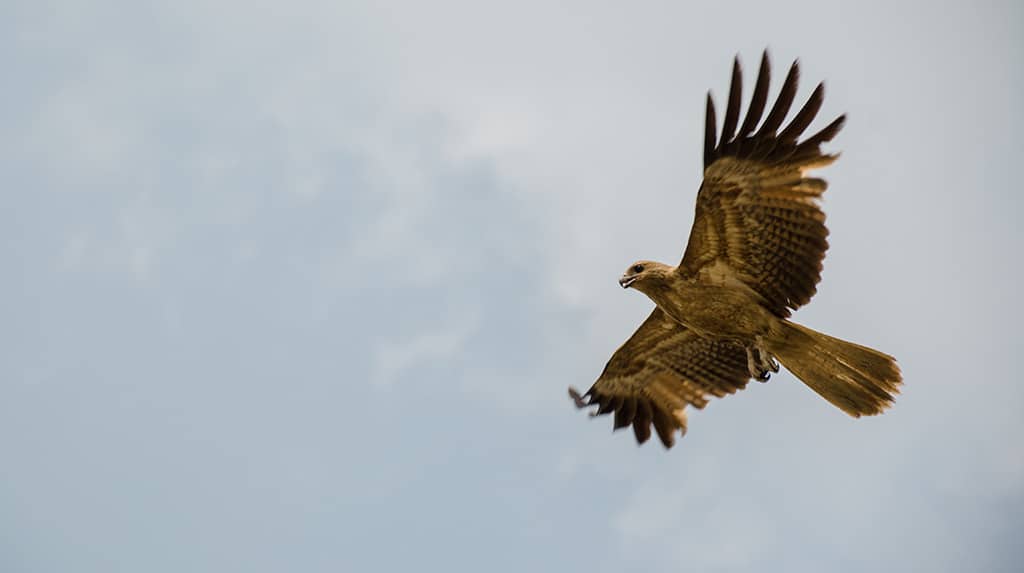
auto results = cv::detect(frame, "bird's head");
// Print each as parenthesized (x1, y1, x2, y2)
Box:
(619, 260, 673, 291)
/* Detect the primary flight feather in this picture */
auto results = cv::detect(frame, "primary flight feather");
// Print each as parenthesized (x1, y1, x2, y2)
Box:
(569, 51, 901, 449)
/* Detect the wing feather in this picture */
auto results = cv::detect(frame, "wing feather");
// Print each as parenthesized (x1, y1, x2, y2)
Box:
(756, 60, 800, 138)
(570, 309, 751, 448)
(681, 53, 845, 317)
(614, 398, 637, 429)
(633, 400, 653, 444)
(778, 82, 824, 144)
(718, 57, 743, 150)
(703, 93, 718, 168)
(737, 52, 771, 139)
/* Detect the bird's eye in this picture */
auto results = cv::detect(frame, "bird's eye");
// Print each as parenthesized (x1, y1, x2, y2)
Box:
(632, 264, 644, 274)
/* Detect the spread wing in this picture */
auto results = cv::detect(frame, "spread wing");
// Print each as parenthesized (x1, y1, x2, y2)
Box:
(678, 52, 846, 317)
(569, 309, 752, 448)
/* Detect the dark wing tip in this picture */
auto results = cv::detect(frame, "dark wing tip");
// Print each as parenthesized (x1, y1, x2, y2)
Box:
(613, 398, 637, 430)
(705, 53, 844, 166)
(632, 400, 653, 445)
(704, 91, 718, 168)
(794, 113, 847, 158)
(738, 50, 772, 138)
(568, 386, 589, 408)
(778, 81, 824, 143)
(756, 59, 801, 137)
(813, 113, 847, 143)
(633, 422, 652, 445)
(718, 56, 744, 150)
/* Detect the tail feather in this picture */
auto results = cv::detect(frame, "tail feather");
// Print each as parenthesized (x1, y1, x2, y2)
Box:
(767, 321, 902, 417)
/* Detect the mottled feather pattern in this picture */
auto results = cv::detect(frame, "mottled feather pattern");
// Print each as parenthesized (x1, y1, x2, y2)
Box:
(574, 309, 751, 447)
(682, 51, 844, 317)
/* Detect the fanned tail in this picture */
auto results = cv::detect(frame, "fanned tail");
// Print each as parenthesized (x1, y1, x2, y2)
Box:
(767, 321, 902, 416)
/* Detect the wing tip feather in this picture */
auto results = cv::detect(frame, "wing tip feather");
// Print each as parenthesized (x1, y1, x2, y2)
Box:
(704, 91, 718, 167)
(568, 386, 589, 408)
(706, 51, 843, 167)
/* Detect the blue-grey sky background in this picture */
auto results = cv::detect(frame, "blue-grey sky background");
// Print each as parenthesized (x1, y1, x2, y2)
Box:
(3, 1, 1022, 571)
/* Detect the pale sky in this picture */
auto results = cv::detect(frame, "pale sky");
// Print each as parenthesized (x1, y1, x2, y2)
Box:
(3, 1, 1022, 571)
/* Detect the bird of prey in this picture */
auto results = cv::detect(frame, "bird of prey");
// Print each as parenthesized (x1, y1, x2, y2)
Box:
(569, 51, 901, 449)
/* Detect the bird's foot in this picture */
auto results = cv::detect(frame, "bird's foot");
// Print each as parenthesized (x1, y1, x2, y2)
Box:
(760, 350, 780, 374)
(745, 347, 771, 382)
(746, 341, 779, 382)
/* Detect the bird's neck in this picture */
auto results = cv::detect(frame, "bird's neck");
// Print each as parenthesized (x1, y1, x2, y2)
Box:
(635, 272, 681, 306)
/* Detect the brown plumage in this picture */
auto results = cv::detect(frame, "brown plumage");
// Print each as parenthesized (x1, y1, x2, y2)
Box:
(569, 51, 901, 449)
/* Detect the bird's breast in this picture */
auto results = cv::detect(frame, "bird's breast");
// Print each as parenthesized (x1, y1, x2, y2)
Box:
(647, 281, 776, 342)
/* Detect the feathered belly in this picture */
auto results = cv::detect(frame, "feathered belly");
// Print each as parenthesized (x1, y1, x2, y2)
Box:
(652, 283, 779, 343)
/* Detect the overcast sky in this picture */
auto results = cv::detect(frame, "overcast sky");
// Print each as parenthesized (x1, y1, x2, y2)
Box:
(3, 1, 1022, 571)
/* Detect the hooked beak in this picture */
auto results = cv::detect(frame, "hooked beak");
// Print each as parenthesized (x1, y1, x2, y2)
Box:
(619, 275, 637, 288)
